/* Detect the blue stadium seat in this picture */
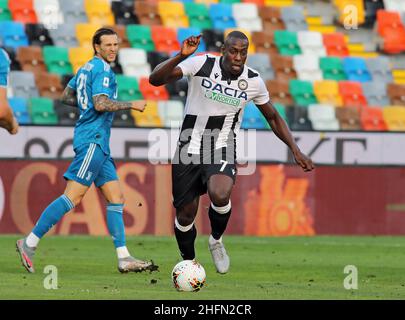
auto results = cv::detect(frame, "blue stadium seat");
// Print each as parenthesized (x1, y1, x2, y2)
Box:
(0, 21, 29, 50)
(177, 27, 206, 53)
(209, 4, 236, 30)
(241, 102, 268, 129)
(8, 97, 31, 124)
(343, 57, 372, 82)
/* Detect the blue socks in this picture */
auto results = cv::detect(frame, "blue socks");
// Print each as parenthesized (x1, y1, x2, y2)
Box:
(32, 195, 74, 238)
(106, 203, 126, 248)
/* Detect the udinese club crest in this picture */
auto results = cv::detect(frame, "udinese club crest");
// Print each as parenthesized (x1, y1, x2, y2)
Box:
(238, 79, 248, 91)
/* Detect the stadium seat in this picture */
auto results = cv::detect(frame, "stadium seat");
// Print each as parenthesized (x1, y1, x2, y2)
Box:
(165, 77, 188, 103)
(319, 57, 347, 81)
(25, 23, 54, 47)
(152, 26, 181, 55)
(361, 106, 387, 131)
(274, 30, 301, 56)
(110, 59, 123, 75)
(251, 31, 278, 56)
(241, 102, 268, 129)
(281, 5, 308, 32)
(297, 31, 326, 57)
(265, 0, 294, 6)
(113, 110, 134, 127)
(343, 57, 372, 82)
(126, 24, 155, 52)
(69, 47, 93, 73)
(259, 6, 285, 33)
(139, 78, 169, 101)
(209, 4, 237, 30)
(383, 0, 405, 13)
(362, 82, 390, 107)
(76, 23, 102, 48)
(29, 97, 58, 125)
(48, 24, 79, 48)
(147, 51, 170, 70)
(9, 97, 31, 124)
(382, 106, 405, 131)
(84, 0, 114, 25)
(308, 104, 339, 131)
(286, 106, 313, 131)
(376, 10, 405, 54)
(335, 106, 361, 131)
(9, 0, 37, 24)
(54, 99, 79, 126)
(265, 79, 294, 106)
(365, 56, 393, 83)
(131, 100, 163, 127)
(158, 100, 185, 128)
(9, 71, 39, 99)
(59, 0, 88, 24)
(177, 27, 207, 53)
(338, 81, 368, 108)
(16, 46, 47, 77)
(35, 72, 64, 100)
(387, 83, 405, 106)
(184, 2, 213, 29)
(134, 0, 162, 26)
(202, 29, 224, 52)
(116, 75, 143, 101)
(0, 21, 29, 50)
(111, 0, 138, 25)
(313, 80, 343, 107)
(195, 0, 219, 3)
(34, 0, 64, 29)
(247, 53, 274, 81)
(118, 48, 151, 78)
(334, 0, 365, 26)
(232, 3, 263, 32)
(364, 0, 385, 28)
(293, 55, 323, 81)
(271, 55, 297, 82)
(43, 46, 73, 76)
(289, 79, 317, 107)
(322, 33, 349, 57)
(158, 1, 189, 28)
(0, 0, 11, 21)
(393, 69, 405, 84)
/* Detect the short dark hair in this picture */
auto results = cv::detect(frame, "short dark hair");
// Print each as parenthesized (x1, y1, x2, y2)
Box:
(92, 28, 117, 54)
(224, 31, 249, 47)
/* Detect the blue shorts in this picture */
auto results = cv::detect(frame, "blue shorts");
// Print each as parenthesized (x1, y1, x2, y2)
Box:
(64, 143, 118, 187)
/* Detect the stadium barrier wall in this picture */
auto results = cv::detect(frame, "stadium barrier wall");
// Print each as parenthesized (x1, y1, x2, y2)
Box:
(1, 160, 405, 236)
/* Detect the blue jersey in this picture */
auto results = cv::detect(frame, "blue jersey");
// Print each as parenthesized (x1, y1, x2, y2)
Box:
(0, 49, 10, 87)
(68, 56, 118, 155)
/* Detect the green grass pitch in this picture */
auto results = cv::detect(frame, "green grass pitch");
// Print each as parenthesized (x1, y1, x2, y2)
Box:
(1, 235, 405, 299)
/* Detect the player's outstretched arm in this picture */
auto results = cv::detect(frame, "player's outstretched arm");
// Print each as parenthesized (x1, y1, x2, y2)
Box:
(257, 101, 315, 172)
(0, 87, 19, 134)
(60, 86, 78, 107)
(149, 35, 202, 86)
(93, 95, 146, 112)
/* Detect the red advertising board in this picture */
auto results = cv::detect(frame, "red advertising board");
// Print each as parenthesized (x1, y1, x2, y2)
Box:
(1, 160, 405, 235)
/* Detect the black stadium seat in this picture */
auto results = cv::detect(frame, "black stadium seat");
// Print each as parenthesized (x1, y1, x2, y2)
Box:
(25, 23, 53, 47)
(54, 99, 80, 126)
(111, 0, 139, 25)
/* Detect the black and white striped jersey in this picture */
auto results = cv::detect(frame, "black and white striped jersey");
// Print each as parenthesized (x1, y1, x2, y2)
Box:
(177, 54, 270, 155)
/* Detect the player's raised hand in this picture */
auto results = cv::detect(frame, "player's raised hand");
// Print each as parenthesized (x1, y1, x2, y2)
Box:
(293, 149, 315, 172)
(131, 100, 146, 112)
(180, 35, 202, 57)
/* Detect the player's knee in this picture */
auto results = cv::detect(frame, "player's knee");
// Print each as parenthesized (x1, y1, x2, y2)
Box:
(65, 194, 82, 207)
(209, 189, 231, 207)
(176, 213, 195, 227)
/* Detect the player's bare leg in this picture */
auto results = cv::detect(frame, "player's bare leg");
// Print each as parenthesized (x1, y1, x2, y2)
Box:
(16, 180, 87, 273)
(207, 174, 233, 274)
(99, 180, 158, 273)
(175, 196, 200, 260)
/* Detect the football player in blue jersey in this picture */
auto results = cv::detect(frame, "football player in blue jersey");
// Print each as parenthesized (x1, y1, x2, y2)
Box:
(16, 28, 158, 274)
(0, 48, 19, 134)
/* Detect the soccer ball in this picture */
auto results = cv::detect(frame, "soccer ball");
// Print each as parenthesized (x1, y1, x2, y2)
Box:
(172, 260, 206, 292)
